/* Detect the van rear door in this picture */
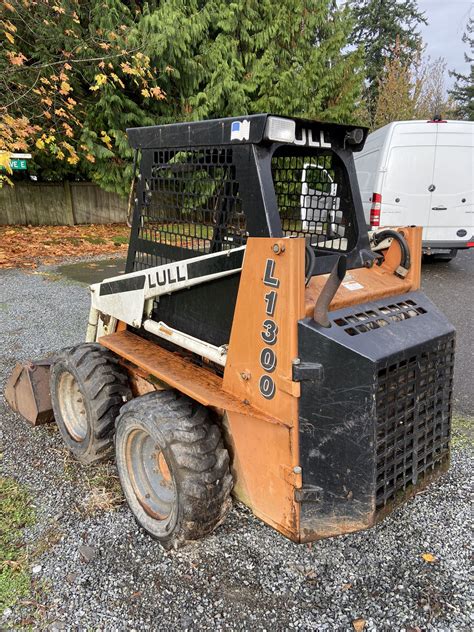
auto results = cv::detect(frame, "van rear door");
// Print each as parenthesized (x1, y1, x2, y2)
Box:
(382, 125, 436, 231)
(425, 122, 474, 245)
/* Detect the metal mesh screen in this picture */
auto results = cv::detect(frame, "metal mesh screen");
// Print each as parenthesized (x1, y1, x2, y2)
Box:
(132, 147, 247, 270)
(271, 150, 357, 252)
(332, 298, 428, 337)
(375, 335, 454, 509)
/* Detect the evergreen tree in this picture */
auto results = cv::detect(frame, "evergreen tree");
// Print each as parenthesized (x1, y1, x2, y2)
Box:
(348, 0, 427, 112)
(448, 17, 474, 121)
(1, 0, 364, 194)
(135, 0, 363, 124)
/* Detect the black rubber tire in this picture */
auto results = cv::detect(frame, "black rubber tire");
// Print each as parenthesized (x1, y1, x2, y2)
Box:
(115, 391, 233, 549)
(423, 253, 456, 263)
(50, 343, 131, 465)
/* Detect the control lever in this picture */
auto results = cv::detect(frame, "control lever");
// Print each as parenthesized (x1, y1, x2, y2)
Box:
(313, 256, 347, 328)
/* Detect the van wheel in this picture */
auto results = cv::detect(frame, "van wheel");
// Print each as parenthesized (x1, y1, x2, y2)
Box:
(115, 391, 233, 549)
(423, 252, 456, 263)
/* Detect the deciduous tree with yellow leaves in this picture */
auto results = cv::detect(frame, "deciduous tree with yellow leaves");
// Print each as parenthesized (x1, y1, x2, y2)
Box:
(0, 0, 165, 193)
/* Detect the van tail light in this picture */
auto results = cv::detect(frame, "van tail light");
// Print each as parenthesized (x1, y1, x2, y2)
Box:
(467, 241, 474, 248)
(370, 193, 382, 227)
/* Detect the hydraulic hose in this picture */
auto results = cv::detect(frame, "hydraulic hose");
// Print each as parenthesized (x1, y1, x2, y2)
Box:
(313, 255, 347, 328)
(372, 229, 411, 277)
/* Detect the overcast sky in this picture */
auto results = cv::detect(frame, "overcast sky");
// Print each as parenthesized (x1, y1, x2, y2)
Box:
(419, 0, 472, 86)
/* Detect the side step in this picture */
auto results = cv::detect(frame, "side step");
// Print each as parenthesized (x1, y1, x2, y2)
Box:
(99, 330, 274, 424)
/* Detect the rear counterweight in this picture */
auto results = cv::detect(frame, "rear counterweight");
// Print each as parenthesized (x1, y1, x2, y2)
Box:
(297, 291, 455, 541)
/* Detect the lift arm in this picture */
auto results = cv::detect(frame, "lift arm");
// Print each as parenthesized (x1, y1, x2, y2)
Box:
(89, 246, 246, 331)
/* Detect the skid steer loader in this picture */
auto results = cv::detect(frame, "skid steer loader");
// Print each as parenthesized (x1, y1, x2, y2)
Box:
(6, 115, 455, 548)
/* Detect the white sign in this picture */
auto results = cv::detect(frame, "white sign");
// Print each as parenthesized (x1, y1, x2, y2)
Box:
(230, 119, 250, 141)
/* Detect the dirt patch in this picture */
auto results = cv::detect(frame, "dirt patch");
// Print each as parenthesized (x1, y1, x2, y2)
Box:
(0, 225, 130, 269)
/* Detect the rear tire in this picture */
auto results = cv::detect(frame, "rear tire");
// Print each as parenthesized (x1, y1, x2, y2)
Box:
(50, 343, 131, 464)
(115, 391, 233, 549)
(423, 251, 457, 263)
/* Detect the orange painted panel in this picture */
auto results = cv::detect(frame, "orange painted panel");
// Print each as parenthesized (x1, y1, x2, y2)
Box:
(99, 330, 274, 423)
(223, 237, 306, 538)
(223, 411, 301, 541)
(223, 237, 305, 424)
(305, 226, 423, 316)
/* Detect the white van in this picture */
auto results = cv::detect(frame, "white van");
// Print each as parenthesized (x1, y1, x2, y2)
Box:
(354, 119, 474, 260)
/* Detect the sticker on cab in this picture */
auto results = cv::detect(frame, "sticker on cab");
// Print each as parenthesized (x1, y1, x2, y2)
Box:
(230, 119, 250, 141)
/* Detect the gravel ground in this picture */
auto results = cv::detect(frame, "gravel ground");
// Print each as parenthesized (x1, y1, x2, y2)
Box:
(0, 265, 473, 631)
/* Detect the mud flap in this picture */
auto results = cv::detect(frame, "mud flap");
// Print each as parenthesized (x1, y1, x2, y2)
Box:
(4, 360, 54, 425)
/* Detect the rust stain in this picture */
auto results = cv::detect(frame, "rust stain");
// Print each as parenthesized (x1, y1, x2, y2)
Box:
(99, 330, 278, 425)
(4, 361, 54, 426)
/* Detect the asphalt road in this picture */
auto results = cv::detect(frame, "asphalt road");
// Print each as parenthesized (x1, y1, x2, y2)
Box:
(420, 249, 474, 415)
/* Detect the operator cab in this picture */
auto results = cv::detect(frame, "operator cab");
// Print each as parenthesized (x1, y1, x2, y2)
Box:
(126, 114, 369, 277)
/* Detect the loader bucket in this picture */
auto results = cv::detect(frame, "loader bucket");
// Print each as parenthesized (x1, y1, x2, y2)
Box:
(4, 360, 54, 426)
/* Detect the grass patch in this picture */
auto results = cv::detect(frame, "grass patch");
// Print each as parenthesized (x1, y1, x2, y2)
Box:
(82, 236, 107, 245)
(0, 478, 36, 611)
(111, 235, 129, 246)
(452, 415, 473, 450)
(81, 463, 123, 515)
(53, 449, 123, 515)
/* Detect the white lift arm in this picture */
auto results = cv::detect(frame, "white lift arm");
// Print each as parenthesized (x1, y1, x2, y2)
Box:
(86, 246, 246, 366)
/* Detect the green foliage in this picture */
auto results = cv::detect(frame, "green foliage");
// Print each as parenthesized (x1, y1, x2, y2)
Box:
(449, 17, 474, 121)
(373, 45, 450, 129)
(348, 0, 427, 115)
(0, 477, 36, 610)
(1, 0, 364, 195)
(154, 0, 364, 123)
(1, 0, 164, 195)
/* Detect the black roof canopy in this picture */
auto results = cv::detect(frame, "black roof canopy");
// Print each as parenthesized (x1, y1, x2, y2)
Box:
(126, 114, 368, 152)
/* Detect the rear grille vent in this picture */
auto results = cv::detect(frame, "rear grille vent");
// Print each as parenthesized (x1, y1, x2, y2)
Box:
(375, 336, 454, 509)
(334, 299, 427, 336)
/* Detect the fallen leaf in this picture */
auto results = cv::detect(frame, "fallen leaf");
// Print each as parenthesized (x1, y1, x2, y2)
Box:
(421, 552, 437, 563)
(352, 619, 366, 632)
(342, 582, 353, 591)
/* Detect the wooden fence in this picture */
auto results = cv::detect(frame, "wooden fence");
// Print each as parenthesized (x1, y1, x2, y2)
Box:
(0, 182, 128, 225)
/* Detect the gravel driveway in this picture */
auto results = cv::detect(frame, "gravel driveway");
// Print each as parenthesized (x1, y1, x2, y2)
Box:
(0, 258, 472, 631)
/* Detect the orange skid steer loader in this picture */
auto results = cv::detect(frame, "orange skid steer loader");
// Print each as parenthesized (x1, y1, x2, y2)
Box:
(5, 115, 455, 548)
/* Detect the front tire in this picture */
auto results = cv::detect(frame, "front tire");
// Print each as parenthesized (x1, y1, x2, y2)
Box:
(115, 391, 233, 549)
(50, 343, 131, 464)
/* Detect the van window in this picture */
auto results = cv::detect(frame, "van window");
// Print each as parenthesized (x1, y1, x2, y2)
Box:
(385, 146, 435, 194)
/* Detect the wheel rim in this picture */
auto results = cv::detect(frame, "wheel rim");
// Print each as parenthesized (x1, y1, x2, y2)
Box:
(125, 428, 176, 521)
(57, 371, 88, 442)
